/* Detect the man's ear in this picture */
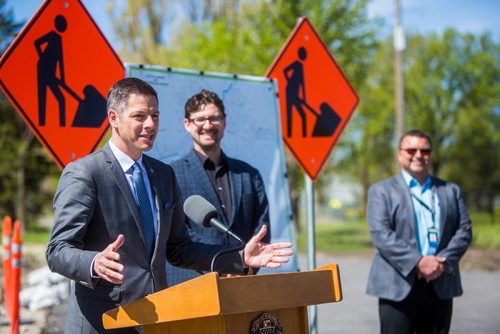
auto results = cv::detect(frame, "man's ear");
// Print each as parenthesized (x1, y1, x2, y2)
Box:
(108, 110, 118, 127)
(183, 118, 190, 131)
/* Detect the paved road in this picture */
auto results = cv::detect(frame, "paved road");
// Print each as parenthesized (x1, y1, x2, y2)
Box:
(305, 252, 500, 334)
(28, 252, 500, 333)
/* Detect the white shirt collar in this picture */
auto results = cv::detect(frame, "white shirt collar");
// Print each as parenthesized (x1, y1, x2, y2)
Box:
(109, 140, 143, 173)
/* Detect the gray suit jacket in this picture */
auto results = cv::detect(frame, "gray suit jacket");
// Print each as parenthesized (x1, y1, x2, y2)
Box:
(166, 149, 270, 286)
(366, 173, 472, 301)
(46, 144, 246, 333)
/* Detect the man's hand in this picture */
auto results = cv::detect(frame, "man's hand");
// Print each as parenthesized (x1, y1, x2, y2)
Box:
(93, 234, 125, 284)
(417, 255, 446, 282)
(244, 225, 293, 269)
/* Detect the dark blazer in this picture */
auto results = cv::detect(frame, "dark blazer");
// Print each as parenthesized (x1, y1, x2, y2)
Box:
(46, 144, 246, 333)
(366, 173, 472, 301)
(166, 149, 270, 285)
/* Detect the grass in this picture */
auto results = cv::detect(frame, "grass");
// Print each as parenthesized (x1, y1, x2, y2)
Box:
(5, 211, 500, 253)
(296, 211, 500, 254)
(296, 220, 373, 253)
(22, 224, 52, 244)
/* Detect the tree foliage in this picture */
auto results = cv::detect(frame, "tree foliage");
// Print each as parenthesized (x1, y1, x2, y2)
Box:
(334, 36, 395, 210)
(0, 1, 59, 228)
(339, 30, 500, 216)
(108, 1, 499, 221)
(404, 30, 500, 213)
(107, 0, 380, 224)
(2, 0, 497, 229)
(107, 0, 170, 63)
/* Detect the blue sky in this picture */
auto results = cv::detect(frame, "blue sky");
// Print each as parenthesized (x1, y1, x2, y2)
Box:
(5, 0, 500, 50)
(369, 0, 500, 39)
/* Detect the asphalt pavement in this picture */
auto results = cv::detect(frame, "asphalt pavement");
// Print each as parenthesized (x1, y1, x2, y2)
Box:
(306, 252, 500, 334)
(24, 252, 500, 333)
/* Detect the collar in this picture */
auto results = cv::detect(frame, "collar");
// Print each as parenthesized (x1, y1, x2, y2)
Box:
(109, 140, 144, 173)
(401, 170, 432, 190)
(194, 149, 226, 170)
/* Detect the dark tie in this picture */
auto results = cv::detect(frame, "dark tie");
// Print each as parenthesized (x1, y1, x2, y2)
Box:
(132, 162, 155, 257)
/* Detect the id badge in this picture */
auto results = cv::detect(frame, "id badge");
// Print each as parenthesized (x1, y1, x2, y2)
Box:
(428, 228, 439, 248)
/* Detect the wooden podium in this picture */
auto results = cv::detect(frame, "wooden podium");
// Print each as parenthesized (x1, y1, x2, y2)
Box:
(102, 263, 342, 333)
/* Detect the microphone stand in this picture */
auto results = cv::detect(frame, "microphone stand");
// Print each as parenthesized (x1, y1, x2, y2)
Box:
(210, 230, 245, 273)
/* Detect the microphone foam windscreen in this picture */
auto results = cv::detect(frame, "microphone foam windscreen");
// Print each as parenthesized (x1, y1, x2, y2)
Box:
(183, 195, 218, 227)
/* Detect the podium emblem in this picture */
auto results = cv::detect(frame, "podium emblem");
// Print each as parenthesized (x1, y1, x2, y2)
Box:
(250, 312, 283, 334)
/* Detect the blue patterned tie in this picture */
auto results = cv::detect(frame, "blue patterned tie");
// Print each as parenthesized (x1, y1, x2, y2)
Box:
(132, 162, 155, 258)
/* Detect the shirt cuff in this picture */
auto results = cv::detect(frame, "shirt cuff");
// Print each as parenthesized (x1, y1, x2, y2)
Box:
(240, 250, 255, 275)
(90, 253, 100, 278)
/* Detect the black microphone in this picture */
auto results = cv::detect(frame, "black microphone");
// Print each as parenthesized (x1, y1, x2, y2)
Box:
(183, 194, 244, 245)
(183, 195, 245, 272)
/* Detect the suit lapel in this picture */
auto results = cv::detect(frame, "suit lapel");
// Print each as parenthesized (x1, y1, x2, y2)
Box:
(396, 173, 417, 237)
(103, 144, 151, 259)
(143, 156, 160, 260)
(433, 178, 448, 237)
(187, 150, 230, 225)
(187, 150, 234, 226)
(227, 157, 241, 227)
(103, 145, 141, 223)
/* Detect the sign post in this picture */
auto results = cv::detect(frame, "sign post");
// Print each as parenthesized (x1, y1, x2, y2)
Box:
(266, 17, 359, 334)
(0, 0, 124, 169)
(305, 175, 317, 333)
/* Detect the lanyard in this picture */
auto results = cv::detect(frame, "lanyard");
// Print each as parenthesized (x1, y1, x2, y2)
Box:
(409, 187, 436, 229)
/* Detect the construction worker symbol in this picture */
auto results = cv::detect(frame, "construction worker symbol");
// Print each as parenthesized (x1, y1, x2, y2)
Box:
(283, 46, 341, 138)
(35, 15, 107, 128)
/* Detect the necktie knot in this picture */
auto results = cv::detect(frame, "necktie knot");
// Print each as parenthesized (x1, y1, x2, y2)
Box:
(132, 162, 142, 177)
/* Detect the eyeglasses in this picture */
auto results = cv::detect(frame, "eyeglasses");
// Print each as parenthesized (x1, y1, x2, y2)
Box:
(189, 115, 225, 126)
(400, 148, 432, 156)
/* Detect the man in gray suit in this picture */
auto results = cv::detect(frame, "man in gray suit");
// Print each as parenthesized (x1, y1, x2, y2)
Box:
(45, 78, 292, 333)
(166, 89, 271, 285)
(366, 129, 472, 334)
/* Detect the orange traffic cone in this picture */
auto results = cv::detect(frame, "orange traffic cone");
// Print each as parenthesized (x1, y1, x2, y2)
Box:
(2, 216, 12, 319)
(10, 219, 22, 334)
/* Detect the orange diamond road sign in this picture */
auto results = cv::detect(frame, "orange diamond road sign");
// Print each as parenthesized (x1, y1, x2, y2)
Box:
(0, 0, 124, 169)
(266, 17, 359, 181)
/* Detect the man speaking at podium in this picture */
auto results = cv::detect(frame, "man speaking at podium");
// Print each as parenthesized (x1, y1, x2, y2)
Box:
(46, 77, 292, 334)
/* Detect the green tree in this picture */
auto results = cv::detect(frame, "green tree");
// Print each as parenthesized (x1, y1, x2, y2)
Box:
(107, 0, 171, 63)
(108, 0, 380, 225)
(341, 30, 500, 218)
(0, 0, 21, 51)
(404, 30, 500, 216)
(334, 36, 395, 212)
(0, 0, 58, 228)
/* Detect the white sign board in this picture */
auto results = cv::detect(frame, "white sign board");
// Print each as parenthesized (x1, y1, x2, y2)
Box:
(126, 64, 298, 272)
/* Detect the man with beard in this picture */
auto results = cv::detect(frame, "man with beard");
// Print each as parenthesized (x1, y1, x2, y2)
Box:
(166, 89, 271, 285)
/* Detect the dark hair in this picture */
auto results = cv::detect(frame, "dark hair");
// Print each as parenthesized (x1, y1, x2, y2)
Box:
(107, 77, 158, 115)
(399, 129, 433, 148)
(184, 89, 225, 119)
